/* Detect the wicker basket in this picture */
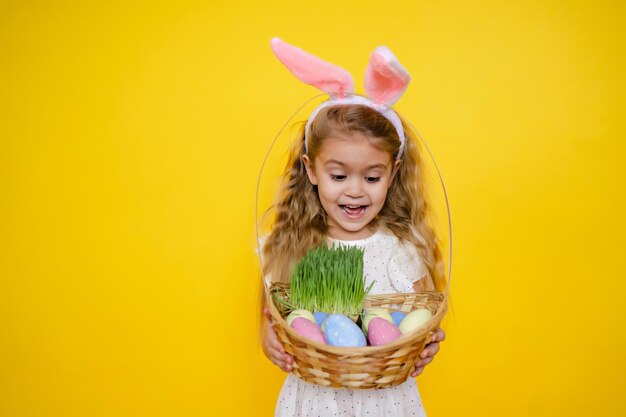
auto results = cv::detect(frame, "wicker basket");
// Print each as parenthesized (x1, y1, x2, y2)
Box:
(268, 282, 447, 390)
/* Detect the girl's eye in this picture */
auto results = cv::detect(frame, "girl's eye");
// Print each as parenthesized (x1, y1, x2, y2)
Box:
(330, 175, 346, 181)
(365, 177, 381, 183)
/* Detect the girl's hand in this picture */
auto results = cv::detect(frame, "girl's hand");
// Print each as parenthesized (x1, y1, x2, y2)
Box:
(262, 306, 294, 373)
(411, 327, 445, 377)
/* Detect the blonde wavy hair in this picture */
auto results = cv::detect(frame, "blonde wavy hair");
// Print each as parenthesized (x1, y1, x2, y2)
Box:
(261, 104, 445, 293)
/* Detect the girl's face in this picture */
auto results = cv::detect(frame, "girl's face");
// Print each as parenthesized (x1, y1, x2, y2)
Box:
(303, 131, 400, 241)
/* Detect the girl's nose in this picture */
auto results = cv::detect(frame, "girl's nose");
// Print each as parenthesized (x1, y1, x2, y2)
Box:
(345, 178, 364, 198)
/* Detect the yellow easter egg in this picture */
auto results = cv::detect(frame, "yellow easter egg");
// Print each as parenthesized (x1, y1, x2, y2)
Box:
(398, 308, 433, 335)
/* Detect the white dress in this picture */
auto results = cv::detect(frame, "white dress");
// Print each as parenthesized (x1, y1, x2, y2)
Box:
(274, 228, 429, 417)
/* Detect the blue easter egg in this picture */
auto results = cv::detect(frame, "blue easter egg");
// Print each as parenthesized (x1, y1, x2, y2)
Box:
(390, 311, 407, 327)
(322, 314, 367, 347)
(313, 311, 329, 326)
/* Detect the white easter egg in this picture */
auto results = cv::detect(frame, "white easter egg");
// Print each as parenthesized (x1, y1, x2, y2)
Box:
(286, 309, 315, 326)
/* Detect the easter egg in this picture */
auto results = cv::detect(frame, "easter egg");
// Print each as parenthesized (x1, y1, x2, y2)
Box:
(286, 309, 315, 326)
(367, 317, 403, 346)
(390, 311, 407, 327)
(291, 317, 326, 344)
(322, 314, 367, 347)
(399, 308, 433, 335)
(362, 308, 393, 332)
(313, 312, 329, 326)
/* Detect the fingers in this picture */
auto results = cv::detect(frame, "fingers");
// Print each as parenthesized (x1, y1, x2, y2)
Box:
(412, 328, 446, 377)
(267, 345, 294, 372)
(269, 342, 293, 373)
(279, 354, 294, 372)
(432, 328, 446, 342)
(420, 340, 440, 359)
(264, 340, 293, 372)
(268, 328, 285, 355)
(262, 316, 293, 373)
(420, 328, 445, 359)
(411, 365, 425, 377)
(411, 352, 435, 377)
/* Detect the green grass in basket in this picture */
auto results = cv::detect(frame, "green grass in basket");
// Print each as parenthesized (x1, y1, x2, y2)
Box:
(284, 244, 374, 316)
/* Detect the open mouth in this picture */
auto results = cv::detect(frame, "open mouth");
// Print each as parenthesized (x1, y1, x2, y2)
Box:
(339, 204, 368, 217)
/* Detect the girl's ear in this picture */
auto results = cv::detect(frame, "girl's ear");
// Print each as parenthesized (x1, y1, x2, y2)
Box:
(302, 154, 318, 185)
(389, 159, 402, 186)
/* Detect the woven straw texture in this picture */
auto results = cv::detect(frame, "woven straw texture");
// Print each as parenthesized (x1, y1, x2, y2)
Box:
(269, 283, 447, 390)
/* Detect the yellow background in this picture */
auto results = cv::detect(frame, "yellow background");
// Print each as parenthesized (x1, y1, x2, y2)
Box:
(1, 1, 625, 416)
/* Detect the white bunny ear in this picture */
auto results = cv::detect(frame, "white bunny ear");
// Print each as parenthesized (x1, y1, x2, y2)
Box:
(364, 46, 411, 105)
(270, 37, 354, 98)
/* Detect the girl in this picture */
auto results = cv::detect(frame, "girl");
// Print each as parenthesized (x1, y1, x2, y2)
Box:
(260, 38, 447, 417)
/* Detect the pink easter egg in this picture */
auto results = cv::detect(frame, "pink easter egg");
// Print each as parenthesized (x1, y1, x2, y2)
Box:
(291, 317, 326, 344)
(367, 317, 402, 346)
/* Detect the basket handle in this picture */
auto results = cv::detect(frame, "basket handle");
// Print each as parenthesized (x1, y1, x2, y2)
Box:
(255, 103, 453, 301)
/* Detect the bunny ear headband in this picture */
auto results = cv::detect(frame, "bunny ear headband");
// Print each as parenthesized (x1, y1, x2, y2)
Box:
(270, 37, 411, 159)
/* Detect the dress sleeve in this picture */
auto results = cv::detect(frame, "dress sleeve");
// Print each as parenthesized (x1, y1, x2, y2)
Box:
(387, 240, 427, 293)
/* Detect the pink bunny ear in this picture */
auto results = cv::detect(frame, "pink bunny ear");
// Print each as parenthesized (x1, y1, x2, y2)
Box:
(270, 37, 354, 98)
(364, 46, 411, 105)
